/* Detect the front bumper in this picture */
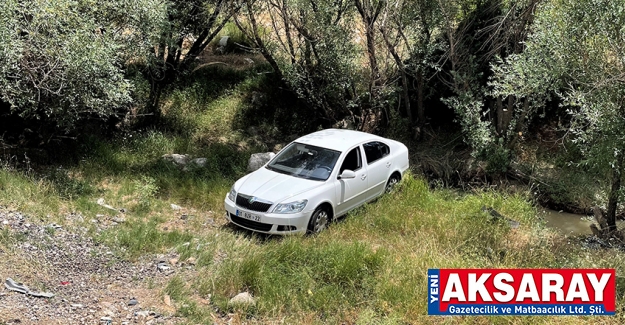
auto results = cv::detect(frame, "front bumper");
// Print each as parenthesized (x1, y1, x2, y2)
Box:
(224, 196, 312, 234)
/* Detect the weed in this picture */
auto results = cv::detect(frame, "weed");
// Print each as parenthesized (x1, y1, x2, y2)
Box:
(44, 226, 56, 236)
(99, 220, 194, 259)
(165, 276, 188, 301)
(134, 175, 159, 209)
(0, 228, 26, 246)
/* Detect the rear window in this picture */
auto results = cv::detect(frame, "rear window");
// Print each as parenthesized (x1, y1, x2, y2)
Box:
(363, 141, 390, 164)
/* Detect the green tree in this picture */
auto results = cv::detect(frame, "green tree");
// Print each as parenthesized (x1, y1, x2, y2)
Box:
(436, 0, 541, 170)
(142, 0, 240, 119)
(378, 0, 443, 133)
(491, 0, 625, 231)
(0, 0, 166, 132)
(238, 0, 359, 125)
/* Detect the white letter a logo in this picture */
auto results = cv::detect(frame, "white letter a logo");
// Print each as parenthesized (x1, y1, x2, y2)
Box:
(442, 274, 466, 302)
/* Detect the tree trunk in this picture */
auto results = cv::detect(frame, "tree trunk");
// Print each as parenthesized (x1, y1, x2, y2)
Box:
(496, 97, 504, 135)
(416, 69, 425, 128)
(365, 24, 379, 88)
(400, 69, 412, 124)
(355, 0, 381, 92)
(606, 152, 623, 232)
(244, 0, 282, 78)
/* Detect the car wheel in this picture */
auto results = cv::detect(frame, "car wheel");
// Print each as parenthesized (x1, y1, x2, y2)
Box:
(307, 207, 330, 234)
(385, 175, 400, 194)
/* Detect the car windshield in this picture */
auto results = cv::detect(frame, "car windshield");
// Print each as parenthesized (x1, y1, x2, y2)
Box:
(266, 142, 340, 181)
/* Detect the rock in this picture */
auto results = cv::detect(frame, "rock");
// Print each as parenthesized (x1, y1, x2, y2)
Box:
(163, 295, 171, 306)
(47, 223, 62, 230)
(482, 206, 520, 229)
(71, 304, 84, 308)
(112, 217, 126, 223)
(186, 257, 197, 265)
(170, 204, 181, 211)
(169, 258, 178, 266)
(218, 35, 229, 47)
(229, 292, 255, 307)
(191, 158, 207, 167)
(96, 198, 120, 211)
(135, 310, 150, 318)
(128, 298, 138, 306)
(162, 154, 190, 166)
(100, 316, 113, 323)
(182, 157, 208, 172)
(247, 152, 276, 172)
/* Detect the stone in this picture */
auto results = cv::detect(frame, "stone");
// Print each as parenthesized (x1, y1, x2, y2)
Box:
(162, 154, 190, 166)
(229, 292, 255, 307)
(218, 35, 229, 47)
(170, 204, 181, 210)
(112, 217, 126, 223)
(128, 298, 138, 306)
(135, 310, 150, 317)
(247, 152, 276, 172)
(163, 295, 171, 307)
(191, 158, 207, 167)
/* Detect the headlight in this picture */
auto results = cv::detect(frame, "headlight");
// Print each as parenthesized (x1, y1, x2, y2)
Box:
(228, 186, 237, 202)
(273, 199, 308, 214)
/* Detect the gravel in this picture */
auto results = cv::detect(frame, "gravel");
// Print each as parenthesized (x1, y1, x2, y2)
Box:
(0, 207, 183, 324)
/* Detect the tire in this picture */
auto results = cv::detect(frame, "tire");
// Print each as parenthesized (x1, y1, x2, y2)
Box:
(385, 175, 400, 194)
(307, 207, 330, 234)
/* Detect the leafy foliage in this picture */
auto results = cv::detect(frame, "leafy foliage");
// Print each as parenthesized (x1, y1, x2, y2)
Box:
(0, 0, 166, 131)
(491, 0, 625, 227)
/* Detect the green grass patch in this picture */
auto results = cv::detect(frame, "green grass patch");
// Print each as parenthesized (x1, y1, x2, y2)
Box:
(99, 220, 194, 259)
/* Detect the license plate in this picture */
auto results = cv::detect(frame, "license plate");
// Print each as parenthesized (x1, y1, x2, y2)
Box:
(236, 210, 261, 222)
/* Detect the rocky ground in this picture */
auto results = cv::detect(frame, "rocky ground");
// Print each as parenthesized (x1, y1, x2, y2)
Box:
(0, 207, 184, 325)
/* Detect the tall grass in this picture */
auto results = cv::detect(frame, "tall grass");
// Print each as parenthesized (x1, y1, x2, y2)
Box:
(169, 175, 625, 324)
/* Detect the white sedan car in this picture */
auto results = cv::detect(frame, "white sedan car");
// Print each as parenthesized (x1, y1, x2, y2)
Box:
(224, 129, 409, 234)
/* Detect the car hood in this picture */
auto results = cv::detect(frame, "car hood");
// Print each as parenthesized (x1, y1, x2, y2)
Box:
(235, 167, 324, 204)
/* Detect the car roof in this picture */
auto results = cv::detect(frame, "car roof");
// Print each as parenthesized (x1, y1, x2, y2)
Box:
(293, 129, 385, 152)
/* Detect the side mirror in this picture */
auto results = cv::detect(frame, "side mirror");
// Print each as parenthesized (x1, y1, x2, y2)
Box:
(339, 170, 356, 179)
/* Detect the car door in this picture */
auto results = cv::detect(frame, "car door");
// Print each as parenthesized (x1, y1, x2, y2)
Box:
(334, 146, 369, 216)
(362, 141, 392, 200)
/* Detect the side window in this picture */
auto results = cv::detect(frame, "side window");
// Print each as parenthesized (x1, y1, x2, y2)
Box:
(339, 147, 362, 173)
(363, 141, 390, 164)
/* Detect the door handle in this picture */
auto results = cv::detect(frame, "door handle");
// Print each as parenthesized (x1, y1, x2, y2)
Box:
(361, 174, 367, 180)
(386, 162, 391, 168)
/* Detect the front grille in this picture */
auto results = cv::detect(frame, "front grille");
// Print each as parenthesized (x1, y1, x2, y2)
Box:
(236, 194, 272, 212)
(230, 213, 272, 232)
